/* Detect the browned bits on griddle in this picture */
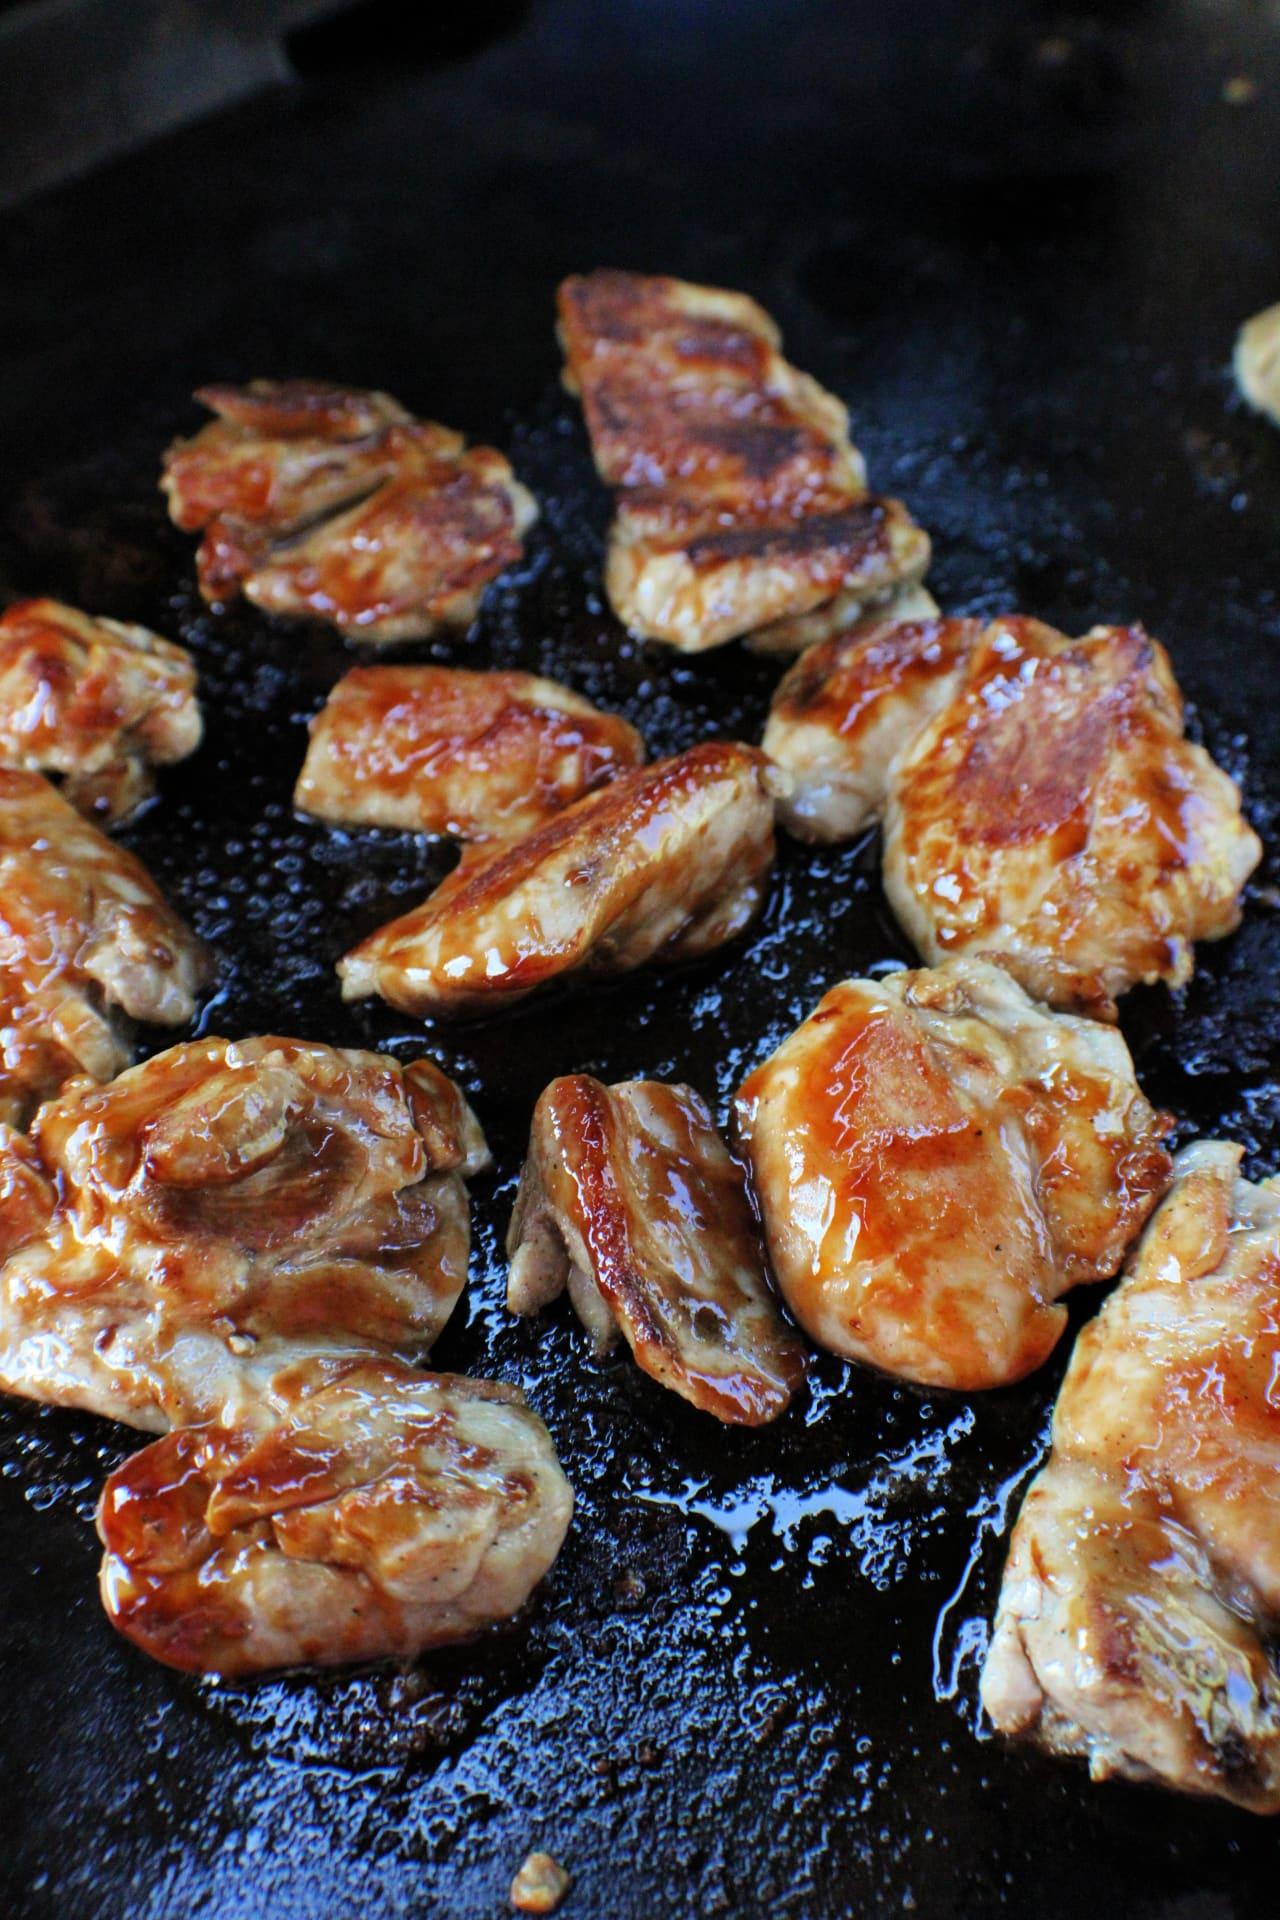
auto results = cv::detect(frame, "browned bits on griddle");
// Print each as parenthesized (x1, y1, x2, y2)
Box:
(510, 1851, 572, 1914)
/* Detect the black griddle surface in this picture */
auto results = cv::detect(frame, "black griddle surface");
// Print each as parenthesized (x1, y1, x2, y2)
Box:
(2, 4, 1279, 1916)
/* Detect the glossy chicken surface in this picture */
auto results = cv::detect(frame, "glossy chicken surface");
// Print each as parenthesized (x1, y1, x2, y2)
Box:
(557, 270, 930, 650)
(0, 598, 201, 822)
(98, 1357, 573, 1676)
(0, 770, 210, 1125)
(1236, 301, 1280, 426)
(764, 608, 979, 842)
(0, 1037, 489, 1430)
(161, 378, 537, 642)
(982, 1142, 1280, 1811)
(883, 619, 1262, 1012)
(735, 957, 1171, 1389)
(340, 741, 783, 1017)
(507, 1075, 806, 1423)
(295, 665, 644, 840)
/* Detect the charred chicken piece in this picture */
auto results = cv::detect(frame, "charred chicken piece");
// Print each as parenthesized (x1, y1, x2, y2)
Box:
(339, 741, 783, 1018)
(98, 1356, 573, 1676)
(0, 599, 201, 822)
(0, 770, 210, 1126)
(0, 1036, 489, 1431)
(764, 608, 978, 842)
(557, 270, 930, 651)
(883, 618, 1262, 1013)
(161, 379, 537, 643)
(735, 957, 1171, 1390)
(507, 1075, 805, 1423)
(982, 1142, 1280, 1811)
(295, 665, 644, 841)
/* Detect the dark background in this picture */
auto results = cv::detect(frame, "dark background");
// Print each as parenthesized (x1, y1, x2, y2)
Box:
(1, 3, 1278, 1916)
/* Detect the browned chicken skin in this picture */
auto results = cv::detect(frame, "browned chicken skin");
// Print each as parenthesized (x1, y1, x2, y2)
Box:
(295, 665, 644, 841)
(884, 618, 1262, 1011)
(0, 769, 211, 1125)
(735, 958, 1171, 1389)
(98, 1357, 573, 1677)
(339, 741, 784, 1017)
(558, 271, 930, 651)
(507, 1075, 806, 1423)
(0, 599, 201, 822)
(982, 1142, 1280, 1812)
(161, 379, 537, 643)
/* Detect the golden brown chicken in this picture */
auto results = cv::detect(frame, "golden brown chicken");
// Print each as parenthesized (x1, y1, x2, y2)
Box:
(295, 665, 644, 841)
(98, 1357, 574, 1676)
(763, 605, 977, 842)
(982, 1142, 1280, 1812)
(0, 598, 201, 822)
(0, 1036, 489, 1431)
(557, 270, 930, 651)
(161, 379, 537, 642)
(339, 741, 784, 1018)
(0, 769, 211, 1125)
(883, 618, 1262, 1013)
(507, 1075, 805, 1423)
(734, 957, 1171, 1389)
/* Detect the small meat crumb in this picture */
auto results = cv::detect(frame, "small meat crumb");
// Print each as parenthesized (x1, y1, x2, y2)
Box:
(510, 1851, 571, 1914)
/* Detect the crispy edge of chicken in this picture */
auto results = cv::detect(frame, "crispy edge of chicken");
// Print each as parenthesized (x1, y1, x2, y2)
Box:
(294, 665, 644, 840)
(506, 1074, 807, 1424)
(734, 957, 1172, 1389)
(981, 1142, 1280, 1812)
(338, 741, 785, 1018)
(97, 1356, 574, 1676)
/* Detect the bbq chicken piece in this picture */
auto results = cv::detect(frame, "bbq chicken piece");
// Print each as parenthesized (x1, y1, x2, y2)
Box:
(295, 666, 644, 841)
(98, 1356, 573, 1676)
(339, 741, 784, 1018)
(557, 270, 930, 651)
(0, 599, 201, 822)
(735, 957, 1171, 1390)
(1235, 302, 1280, 427)
(982, 1142, 1280, 1811)
(507, 1075, 805, 1423)
(0, 1036, 489, 1431)
(883, 618, 1262, 1014)
(161, 378, 537, 641)
(0, 770, 210, 1126)
(764, 607, 978, 842)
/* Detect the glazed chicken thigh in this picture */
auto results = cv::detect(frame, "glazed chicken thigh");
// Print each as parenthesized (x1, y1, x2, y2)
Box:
(99, 1358, 573, 1676)
(0, 598, 201, 822)
(735, 958, 1171, 1389)
(339, 741, 783, 1017)
(161, 379, 537, 642)
(883, 618, 1261, 1012)
(0, 1037, 489, 1431)
(0, 770, 210, 1125)
(295, 666, 644, 840)
(507, 1075, 805, 1423)
(982, 1142, 1280, 1811)
(558, 270, 930, 651)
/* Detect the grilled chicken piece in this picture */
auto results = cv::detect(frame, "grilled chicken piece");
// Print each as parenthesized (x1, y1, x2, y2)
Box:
(764, 607, 977, 842)
(295, 666, 644, 841)
(745, 578, 940, 661)
(982, 1142, 1280, 1811)
(735, 958, 1171, 1389)
(161, 378, 537, 642)
(0, 770, 210, 1126)
(0, 599, 201, 822)
(98, 1357, 573, 1676)
(507, 1075, 805, 1423)
(883, 619, 1262, 1013)
(340, 741, 783, 1018)
(1235, 302, 1280, 426)
(557, 270, 930, 651)
(0, 1037, 489, 1431)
